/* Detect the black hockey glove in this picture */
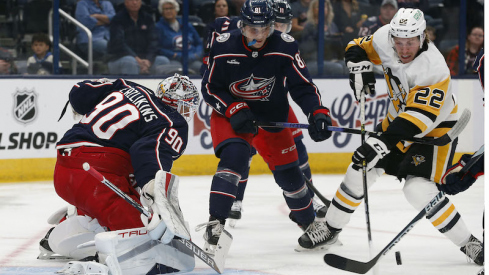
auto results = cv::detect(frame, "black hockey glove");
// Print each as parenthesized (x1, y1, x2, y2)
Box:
(352, 135, 390, 170)
(438, 154, 484, 195)
(226, 102, 258, 134)
(347, 60, 376, 101)
(308, 106, 333, 142)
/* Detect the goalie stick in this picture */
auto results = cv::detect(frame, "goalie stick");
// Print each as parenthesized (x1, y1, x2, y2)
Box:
(256, 108, 471, 147)
(82, 163, 231, 274)
(323, 191, 445, 274)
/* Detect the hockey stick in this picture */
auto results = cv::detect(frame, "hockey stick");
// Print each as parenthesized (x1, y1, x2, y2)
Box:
(359, 89, 374, 266)
(323, 191, 445, 274)
(256, 108, 471, 147)
(304, 176, 331, 208)
(82, 163, 231, 274)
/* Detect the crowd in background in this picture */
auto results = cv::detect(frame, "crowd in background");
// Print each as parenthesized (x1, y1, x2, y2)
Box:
(0, 0, 484, 76)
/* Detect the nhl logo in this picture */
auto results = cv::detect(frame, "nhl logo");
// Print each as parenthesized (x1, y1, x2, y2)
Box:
(13, 88, 37, 124)
(252, 51, 258, 58)
(399, 19, 408, 25)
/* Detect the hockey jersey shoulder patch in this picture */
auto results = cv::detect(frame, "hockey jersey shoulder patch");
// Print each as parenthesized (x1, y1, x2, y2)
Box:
(281, 33, 295, 43)
(216, 33, 231, 43)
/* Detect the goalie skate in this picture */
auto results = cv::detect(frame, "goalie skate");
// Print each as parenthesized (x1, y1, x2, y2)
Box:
(294, 219, 342, 252)
(37, 227, 73, 261)
(228, 200, 243, 228)
(196, 216, 226, 255)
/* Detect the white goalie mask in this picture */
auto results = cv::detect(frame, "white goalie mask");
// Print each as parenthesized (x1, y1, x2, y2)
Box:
(156, 74, 200, 122)
(389, 8, 426, 49)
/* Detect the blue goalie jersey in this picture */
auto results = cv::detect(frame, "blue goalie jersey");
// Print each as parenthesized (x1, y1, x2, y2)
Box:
(202, 29, 322, 124)
(57, 79, 189, 186)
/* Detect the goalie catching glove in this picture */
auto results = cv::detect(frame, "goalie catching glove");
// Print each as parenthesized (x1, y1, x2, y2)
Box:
(141, 170, 191, 244)
(347, 60, 376, 101)
(439, 153, 484, 195)
(352, 135, 390, 170)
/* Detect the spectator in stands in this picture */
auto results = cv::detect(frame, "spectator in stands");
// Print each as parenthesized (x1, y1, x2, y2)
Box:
(290, 0, 311, 40)
(75, 0, 116, 59)
(214, 0, 230, 19)
(299, 0, 346, 76)
(332, 0, 368, 46)
(0, 47, 17, 75)
(26, 33, 62, 75)
(446, 26, 484, 76)
(107, 0, 169, 74)
(156, 0, 203, 74)
(358, 0, 397, 37)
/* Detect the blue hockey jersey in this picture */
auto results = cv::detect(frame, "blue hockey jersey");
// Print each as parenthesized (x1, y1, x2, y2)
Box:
(57, 79, 189, 186)
(202, 29, 323, 124)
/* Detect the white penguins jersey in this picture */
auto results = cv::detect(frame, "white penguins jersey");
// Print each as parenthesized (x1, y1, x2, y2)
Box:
(347, 25, 458, 151)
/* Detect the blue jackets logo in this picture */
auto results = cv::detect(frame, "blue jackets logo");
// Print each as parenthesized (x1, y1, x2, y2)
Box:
(229, 74, 275, 101)
(13, 88, 37, 124)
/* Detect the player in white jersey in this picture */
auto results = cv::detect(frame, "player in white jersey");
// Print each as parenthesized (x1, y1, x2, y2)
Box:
(319, 8, 484, 266)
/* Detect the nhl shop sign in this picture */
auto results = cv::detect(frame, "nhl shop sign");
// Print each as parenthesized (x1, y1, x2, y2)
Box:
(13, 88, 37, 124)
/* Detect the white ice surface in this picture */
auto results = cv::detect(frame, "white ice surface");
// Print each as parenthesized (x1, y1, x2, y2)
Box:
(0, 174, 484, 275)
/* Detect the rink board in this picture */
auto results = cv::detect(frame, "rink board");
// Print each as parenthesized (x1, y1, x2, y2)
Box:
(1, 78, 483, 182)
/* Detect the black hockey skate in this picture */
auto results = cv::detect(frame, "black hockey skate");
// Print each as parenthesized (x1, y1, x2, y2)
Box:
(460, 235, 484, 266)
(228, 200, 242, 228)
(289, 196, 329, 231)
(296, 219, 341, 251)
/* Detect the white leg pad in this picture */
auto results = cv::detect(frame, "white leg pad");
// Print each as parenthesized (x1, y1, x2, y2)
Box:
(95, 227, 195, 275)
(49, 215, 106, 260)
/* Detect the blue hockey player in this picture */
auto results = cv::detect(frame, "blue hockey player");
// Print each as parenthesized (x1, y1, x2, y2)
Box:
(198, 0, 334, 252)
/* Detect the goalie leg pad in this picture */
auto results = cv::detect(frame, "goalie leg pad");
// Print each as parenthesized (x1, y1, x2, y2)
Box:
(142, 171, 191, 243)
(404, 176, 471, 247)
(95, 228, 195, 275)
(48, 215, 106, 260)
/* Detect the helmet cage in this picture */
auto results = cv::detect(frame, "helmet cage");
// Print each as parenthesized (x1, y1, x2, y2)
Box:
(156, 74, 200, 122)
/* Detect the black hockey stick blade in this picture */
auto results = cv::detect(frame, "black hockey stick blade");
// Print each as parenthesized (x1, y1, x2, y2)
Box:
(324, 191, 445, 274)
(324, 253, 381, 274)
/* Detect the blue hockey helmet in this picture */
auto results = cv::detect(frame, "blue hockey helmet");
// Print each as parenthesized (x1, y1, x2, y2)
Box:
(239, 0, 275, 42)
(240, 0, 275, 27)
(272, 0, 292, 33)
(273, 0, 292, 23)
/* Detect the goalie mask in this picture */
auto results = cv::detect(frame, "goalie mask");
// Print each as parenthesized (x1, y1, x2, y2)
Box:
(389, 8, 426, 49)
(156, 74, 200, 122)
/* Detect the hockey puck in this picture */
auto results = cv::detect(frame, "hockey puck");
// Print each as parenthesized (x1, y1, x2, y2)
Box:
(395, 251, 402, 265)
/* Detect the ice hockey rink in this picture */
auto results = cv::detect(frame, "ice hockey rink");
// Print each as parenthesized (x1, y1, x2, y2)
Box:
(0, 173, 484, 275)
